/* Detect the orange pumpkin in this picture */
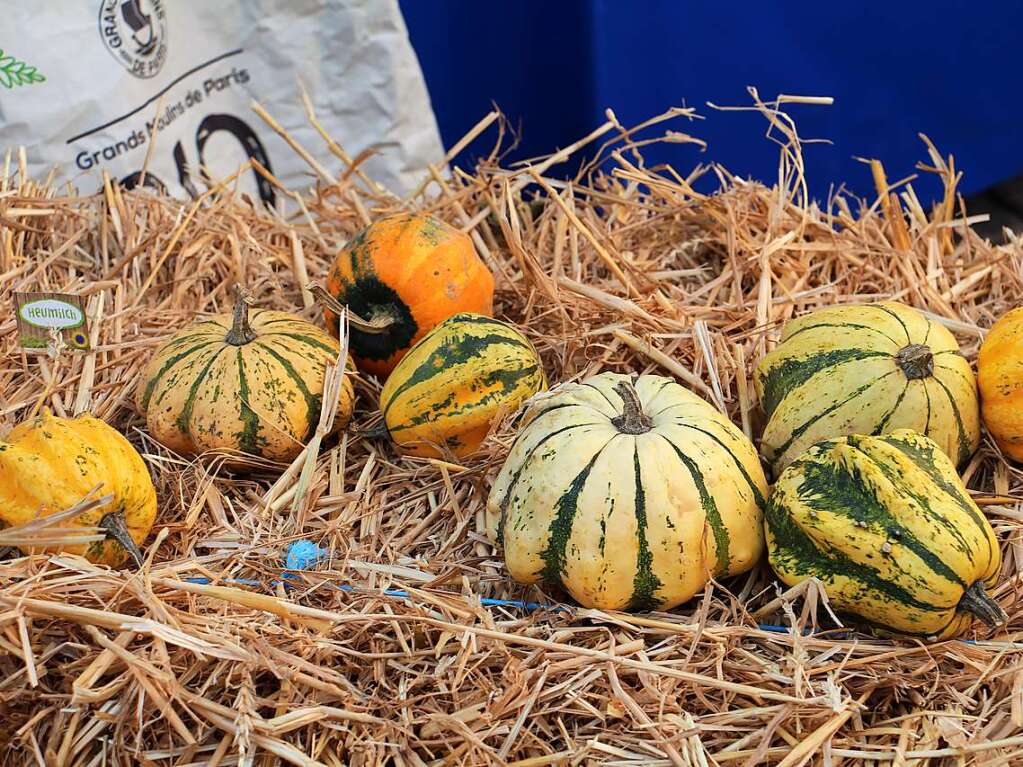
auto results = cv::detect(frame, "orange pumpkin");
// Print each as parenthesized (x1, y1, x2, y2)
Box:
(324, 213, 494, 377)
(979, 308, 1023, 461)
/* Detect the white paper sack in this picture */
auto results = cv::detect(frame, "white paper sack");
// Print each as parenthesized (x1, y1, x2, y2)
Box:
(0, 0, 445, 203)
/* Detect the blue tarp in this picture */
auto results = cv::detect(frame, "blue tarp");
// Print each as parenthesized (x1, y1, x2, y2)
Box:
(401, 1, 1021, 204)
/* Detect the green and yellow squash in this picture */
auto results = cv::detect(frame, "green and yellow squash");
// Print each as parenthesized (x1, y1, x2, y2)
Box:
(0, 410, 156, 568)
(486, 372, 768, 611)
(380, 313, 546, 458)
(137, 291, 355, 465)
(755, 302, 980, 474)
(765, 429, 1004, 640)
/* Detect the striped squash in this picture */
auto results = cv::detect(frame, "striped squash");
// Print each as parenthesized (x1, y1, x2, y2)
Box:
(137, 291, 355, 464)
(485, 372, 768, 611)
(766, 429, 1004, 640)
(755, 302, 980, 475)
(325, 213, 495, 377)
(978, 308, 1023, 461)
(380, 313, 545, 458)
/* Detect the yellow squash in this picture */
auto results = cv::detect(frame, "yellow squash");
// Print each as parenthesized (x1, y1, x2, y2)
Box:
(765, 429, 1004, 639)
(380, 313, 546, 458)
(978, 308, 1023, 461)
(138, 290, 355, 465)
(0, 410, 157, 567)
(486, 372, 768, 611)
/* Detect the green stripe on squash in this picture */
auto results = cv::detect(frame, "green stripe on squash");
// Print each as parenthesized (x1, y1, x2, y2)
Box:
(234, 349, 262, 455)
(661, 435, 731, 574)
(175, 348, 226, 434)
(795, 450, 966, 588)
(771, 370, 897, 461)
(628, 444, 662, 610)
(759, 348, 889, 418)
(141, 340, 220, 410)
(539, 442, 609, 584)
(255, 342, 322, 441)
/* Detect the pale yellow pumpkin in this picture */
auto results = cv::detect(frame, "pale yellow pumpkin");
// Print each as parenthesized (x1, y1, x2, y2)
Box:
(486, 372, 767, 611)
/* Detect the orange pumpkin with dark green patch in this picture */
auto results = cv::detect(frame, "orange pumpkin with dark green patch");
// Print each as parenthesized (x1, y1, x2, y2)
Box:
(137, 292, 355, 465)
(324, 213, 494, 377)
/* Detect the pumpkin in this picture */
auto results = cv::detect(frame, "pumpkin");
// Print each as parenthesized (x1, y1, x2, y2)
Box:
(324, 213, 495, 376)
(380, 313, 546, 459)
(0, 410, 156, 567)
(485, 372, 768, 611)
(755, 302, 980, 475)
(765, 429, 1004, 639)
(137, 290, 355, 464)
(978, 308, 1023, 462)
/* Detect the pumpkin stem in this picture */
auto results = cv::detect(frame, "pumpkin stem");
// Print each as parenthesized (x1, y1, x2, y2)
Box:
(895, 343, 934, 380)
(611, 380, 653, 435)
(306, 283, 396, 335)
(225, 286, 257, 346)
(959, 581, 1007, 628)
(99, 511, 144, 569)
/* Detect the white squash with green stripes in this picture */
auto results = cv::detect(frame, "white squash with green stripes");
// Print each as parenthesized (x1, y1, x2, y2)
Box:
(755, 302, 980, 475)
(486, 372, 768, 611)
(137, 291, 355, 465)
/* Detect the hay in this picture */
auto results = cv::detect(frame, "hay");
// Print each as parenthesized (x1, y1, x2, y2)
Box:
(2, 91, 1023, 765)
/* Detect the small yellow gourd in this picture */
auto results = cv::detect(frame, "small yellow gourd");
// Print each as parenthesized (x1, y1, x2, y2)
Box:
(0, 410, 157, 567)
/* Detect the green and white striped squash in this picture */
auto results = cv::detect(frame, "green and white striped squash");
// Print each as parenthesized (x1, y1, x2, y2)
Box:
(486, 372, 768, 611)
(766, 429, 1005, 640)
(137, 291, 355, 465)
(380, 313, 546, 459)
(755, 302, 980, 475)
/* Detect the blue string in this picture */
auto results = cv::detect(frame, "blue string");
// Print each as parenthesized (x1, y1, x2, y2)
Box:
(180, 543, 993, 639)
(185, 538, 567, 614)
(184, 575, 563, 612)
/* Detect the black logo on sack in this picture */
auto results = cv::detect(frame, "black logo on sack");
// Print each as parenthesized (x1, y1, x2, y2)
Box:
(98, 0, 168, 79)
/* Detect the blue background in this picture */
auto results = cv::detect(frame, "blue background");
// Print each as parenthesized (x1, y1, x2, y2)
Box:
(400, 1, 1020, 204)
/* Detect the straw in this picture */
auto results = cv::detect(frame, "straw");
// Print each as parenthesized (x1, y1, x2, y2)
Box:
(1, 91, 1021, 764)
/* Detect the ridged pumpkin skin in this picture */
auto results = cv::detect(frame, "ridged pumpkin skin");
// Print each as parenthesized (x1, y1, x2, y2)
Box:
(766, 430, 1003, 640)
(486, 372, 768, 611)
(0, 411, 156, 567)
(325, 213, 495, 376)
(380, 313, 546, 459)
(755, 302, 980, 475)
(978, 308, 1023, 462)
(137, 295, 355, 464)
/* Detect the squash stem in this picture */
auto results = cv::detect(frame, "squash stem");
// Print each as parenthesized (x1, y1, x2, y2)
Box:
(895, 343, 934, 379)
(99, 511, 144, 569)
(959, 581, 1007, 627)
(225, 286, 257, 346)
(611, 380, 653, 434)
(306, 283, 396, 335)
